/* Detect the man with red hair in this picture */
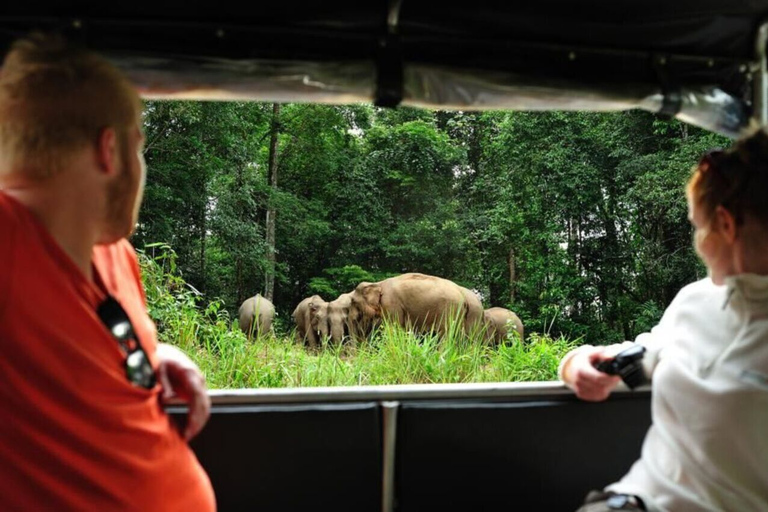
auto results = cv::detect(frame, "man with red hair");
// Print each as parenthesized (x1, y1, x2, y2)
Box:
(0, 33, 216, 511)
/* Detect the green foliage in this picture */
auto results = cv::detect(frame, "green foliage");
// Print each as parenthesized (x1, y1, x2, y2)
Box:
(137, 100, 730, 352)
(136, 101, 273, 311)
(461, 111, 728, 342)
(139, 244, 240, 355)
(139, 246, 574, 387)
(308, 265, 381, 298)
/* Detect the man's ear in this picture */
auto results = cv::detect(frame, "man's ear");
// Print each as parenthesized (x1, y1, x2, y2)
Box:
(96, 127, 119, 176)
(714, 205, 737, 244)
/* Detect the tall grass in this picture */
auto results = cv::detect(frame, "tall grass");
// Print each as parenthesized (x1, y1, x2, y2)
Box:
(139, 244, 579, 389)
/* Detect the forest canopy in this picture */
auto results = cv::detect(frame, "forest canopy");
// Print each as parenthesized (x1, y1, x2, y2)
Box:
(134, 102, 728, 344)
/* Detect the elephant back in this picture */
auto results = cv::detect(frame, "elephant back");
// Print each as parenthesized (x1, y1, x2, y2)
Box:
(377, 273, 475, 333)
(254, 295, 275, 332)
(484, 307, 524, 343)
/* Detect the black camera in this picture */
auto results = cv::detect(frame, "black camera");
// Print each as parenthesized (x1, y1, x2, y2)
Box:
(593, 345, 648, 390)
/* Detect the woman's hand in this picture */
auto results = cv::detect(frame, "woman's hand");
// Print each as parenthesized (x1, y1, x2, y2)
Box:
(561, 346, 622, 402)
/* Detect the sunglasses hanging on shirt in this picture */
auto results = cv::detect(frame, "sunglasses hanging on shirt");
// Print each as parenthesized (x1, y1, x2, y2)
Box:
(96, 296, 156, 389)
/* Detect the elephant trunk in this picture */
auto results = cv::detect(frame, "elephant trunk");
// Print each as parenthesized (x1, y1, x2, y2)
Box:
(330, 323, 345, 345)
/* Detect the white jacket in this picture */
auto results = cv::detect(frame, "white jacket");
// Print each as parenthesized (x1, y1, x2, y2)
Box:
(560, 275, 768, 512)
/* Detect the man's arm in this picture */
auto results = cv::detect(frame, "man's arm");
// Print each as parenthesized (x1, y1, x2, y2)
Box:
(114, 240, 211, 440)
(156, 343, 211, 441)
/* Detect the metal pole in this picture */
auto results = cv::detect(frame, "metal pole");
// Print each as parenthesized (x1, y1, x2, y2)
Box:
(387, 0, 403, 34)
(755, 22, 768, 126)
(381, 401, 400, 512)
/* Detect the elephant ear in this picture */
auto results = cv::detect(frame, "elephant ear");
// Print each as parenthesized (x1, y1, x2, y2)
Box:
(359, 282, 382, 312)
(309, 303, 321, 327)
(310, 300, 327, 319)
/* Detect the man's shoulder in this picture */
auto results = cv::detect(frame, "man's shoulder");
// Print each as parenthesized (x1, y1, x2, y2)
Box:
(94, 239, 140, 274)
(0, 192, 24, 318)
(0, 192, 39, 247)
(94, 238, 138, 259)
(0, 191, 24, 227)
(113, 238, 139, 259)
(93, 239, 146, 303)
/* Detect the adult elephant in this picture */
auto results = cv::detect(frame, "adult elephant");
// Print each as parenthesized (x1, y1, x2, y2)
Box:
(348, 273, 484, 339)
(458, 286, 485, 338)
(292, 295, 329, 350)
(238, 294, 275, 339)
(483, 307, 524, 344)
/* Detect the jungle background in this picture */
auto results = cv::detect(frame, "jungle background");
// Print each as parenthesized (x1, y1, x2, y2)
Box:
(134, 102, 728, 387)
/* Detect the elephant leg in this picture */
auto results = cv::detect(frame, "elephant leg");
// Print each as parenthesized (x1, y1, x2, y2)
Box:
(342, 323, 357, 350)
(430, 307, 451, 337)
(350, 324, 366, 345)
(442, 314, 456, 337)
(386, 309, 407, 332)
(306, 328, 319, 350)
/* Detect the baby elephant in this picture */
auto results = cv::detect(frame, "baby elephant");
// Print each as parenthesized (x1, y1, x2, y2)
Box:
(238, 294, 276, 339)
(292, 295, 329, 350)
(483, 307, 524, 344)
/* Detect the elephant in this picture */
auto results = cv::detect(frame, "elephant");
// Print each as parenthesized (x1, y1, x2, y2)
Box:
(483, 307, 524, 344)
(292, 295, 329, 349)
(348, 273, 484, 339)
(238, 294, 275, 339)
(459, 286, 485, 337)
(324, 292, 354, 346)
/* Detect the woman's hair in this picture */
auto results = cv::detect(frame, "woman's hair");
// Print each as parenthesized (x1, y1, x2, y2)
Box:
(687, 128, 768, 230)
(0, 32, 142, 178)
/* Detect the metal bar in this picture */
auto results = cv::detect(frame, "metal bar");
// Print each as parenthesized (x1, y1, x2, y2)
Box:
(755, 21, 768, 125)
(380, 401, 399, 512)
(387, 0, 402, 34)
(194, 381, 650, 406)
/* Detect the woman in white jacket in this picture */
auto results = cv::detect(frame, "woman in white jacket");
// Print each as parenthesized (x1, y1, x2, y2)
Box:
(562, 129, 768, 512)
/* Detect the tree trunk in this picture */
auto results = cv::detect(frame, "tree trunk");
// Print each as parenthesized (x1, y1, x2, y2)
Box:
(265, 103, 281, 302)
(200, 221, 206, 293)
(508, 247, 516, 304)
(236, 259, 243, 306)
(235, 163, 245, 305)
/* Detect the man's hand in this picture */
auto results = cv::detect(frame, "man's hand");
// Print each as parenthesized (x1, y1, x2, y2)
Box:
(156, 343, 211, 441)
(561, 346, 622, 402)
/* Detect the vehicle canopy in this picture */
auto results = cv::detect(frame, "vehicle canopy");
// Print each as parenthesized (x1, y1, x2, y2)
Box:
(2, 1, 768, 137)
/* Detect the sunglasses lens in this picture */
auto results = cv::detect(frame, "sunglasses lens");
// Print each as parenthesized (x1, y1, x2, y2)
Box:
(112, 319, 133, 342)
(99, 296, 157, 389)
(126, 349, 156, 389)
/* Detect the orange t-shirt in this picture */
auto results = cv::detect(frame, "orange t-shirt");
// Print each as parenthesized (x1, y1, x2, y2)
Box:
(0, 192, 216, 512)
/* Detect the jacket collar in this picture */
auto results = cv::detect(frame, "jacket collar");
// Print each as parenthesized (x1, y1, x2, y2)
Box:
(723, 273, 768, 314)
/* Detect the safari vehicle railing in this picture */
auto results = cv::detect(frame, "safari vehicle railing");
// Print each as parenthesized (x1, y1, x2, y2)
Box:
(169, 383, 651, 511)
